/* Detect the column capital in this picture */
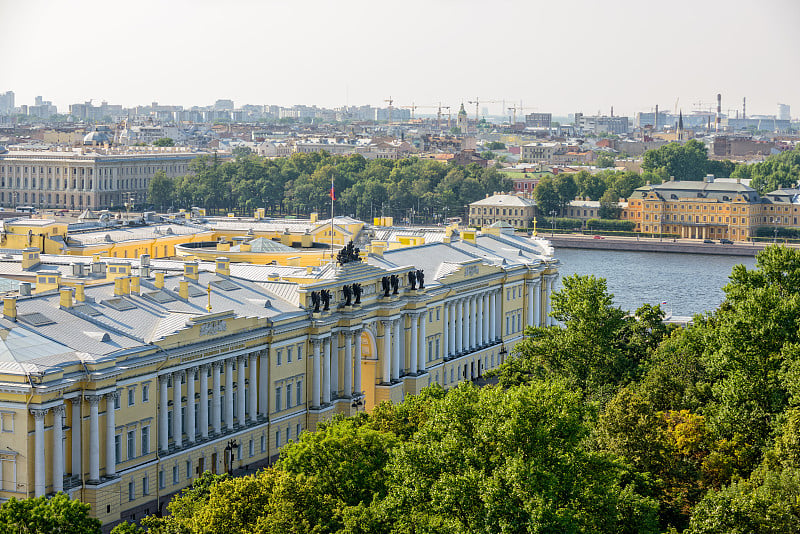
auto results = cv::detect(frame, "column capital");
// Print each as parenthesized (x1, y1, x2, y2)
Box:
(85, 393, 103, 405)
(106, 390, 120, 401)
(198, 363, 210, 373)
(52, 404, 66, 418)
(159, 373, 171, 384)
(212, 360, 224, 370)
(70, 397, 82, 406)
(236, 354, 248, 364)
(30, 407, 49, 420)
(172, 369, 186, 380)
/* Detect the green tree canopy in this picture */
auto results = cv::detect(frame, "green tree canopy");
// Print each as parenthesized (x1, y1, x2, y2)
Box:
(0, 493, 101, 534)
(153, 137, 175, 147)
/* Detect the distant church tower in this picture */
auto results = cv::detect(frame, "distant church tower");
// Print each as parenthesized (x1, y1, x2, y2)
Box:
(677, 110, 684, 141)
(456, 103, 468, 133)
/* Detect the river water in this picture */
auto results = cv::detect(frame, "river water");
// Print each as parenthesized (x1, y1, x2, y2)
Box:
(552, 248, 757, 317)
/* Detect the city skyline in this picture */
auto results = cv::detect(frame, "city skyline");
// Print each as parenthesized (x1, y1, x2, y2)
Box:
(1, 0, 799, 118)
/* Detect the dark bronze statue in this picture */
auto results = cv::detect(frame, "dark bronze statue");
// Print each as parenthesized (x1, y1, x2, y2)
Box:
(390, 274, 399, 295)
(352, 283, 362, 304)
(336, 241, 362, 265)
(416, 269, 425, 289)
(342, 284, 352, 306)
(381, 276, 390, 297)
(408, 270, 417, 290)
(310, 291, 320, 313)
(320, 289, 331, 311)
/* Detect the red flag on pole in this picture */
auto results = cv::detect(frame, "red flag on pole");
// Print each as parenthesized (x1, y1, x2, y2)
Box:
(330, 185, 335, 200)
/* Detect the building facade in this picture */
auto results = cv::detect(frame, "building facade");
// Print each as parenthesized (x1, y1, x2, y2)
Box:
(0, 147, 209, 210)
(469, 194, 537, 228)
(0, 229, 558, 529)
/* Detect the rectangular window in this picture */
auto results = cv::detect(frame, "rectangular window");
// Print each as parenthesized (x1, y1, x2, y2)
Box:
(142, 384, 149, 403)
(261, 435, 266, 453)
(168, 410, 173, 438)
(141, 426, 150, 454)
(249, 439, 254, 457)
(127, 430, 136, 460)
(114, 394, 121, 410)
(129, 481, 135, 502)
(186, 460, 192, 479)
(276, 429, 281, 448)
(286, 384, 292, 408)
(115, 435, 121, 464)
(128, 389, 135, 407)
(276, 350, 282, 366)
(287, 348, 293, 363)
(275, 386, 282, 412)
(296, 423, 302, 439)
(159, 470, 165, 489)
(173, 465, 179, 484)
(142, 475, 149, 495)
(297, 345, 303, 360)
(296, 380, 303, 406)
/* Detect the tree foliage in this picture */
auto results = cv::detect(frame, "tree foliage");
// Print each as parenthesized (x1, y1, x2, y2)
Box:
(732, 145, 800, 194)
(0, 493, 101, 534)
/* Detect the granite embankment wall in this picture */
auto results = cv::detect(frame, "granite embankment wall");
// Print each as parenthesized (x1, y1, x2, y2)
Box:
(544, 235, 777, 257)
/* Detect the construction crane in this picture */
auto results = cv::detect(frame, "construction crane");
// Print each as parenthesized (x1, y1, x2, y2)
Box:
(467, 98, 503, 130)
(400, 102, 418, 120)
(507, 105, 537, 125)
(384, 96, 393, 124)
(400, 104, 449, 129)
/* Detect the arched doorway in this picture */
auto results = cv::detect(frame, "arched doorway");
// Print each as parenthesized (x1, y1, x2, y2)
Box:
(359, 328, 378, 412)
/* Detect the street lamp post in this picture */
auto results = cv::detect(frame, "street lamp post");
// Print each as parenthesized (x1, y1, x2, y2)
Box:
(223, 439, 239, 474)
(549, 210, 557, 236)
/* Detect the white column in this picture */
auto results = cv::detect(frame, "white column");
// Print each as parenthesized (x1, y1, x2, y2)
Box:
(490, 291, 497, 340)
(312, 340, 321, 408)
(32, 408, 47, 497)
(159, 376, 169, 451)
(527, 282, 535, 327)
(330, 334, 339, 399)
(225, 359, 234, 431)
(449, 303, 457, 355)
(344, 334, 353, 396)
(199, 365, 209, 439)
(87, 395, 101, 482)
(455, 300, 463, 354)
(392, 319, 401, 379)
(52, 405, 64, 493)
(382, 320, 392, 383)
(418, 312, 427, 372)
(186, 369, 196, 443)
(442, 303, 449, 358)
(495, 290, 502, 338)
(462, 299, 470, 351)
(237, 357, 246, 426)
(476, 295, 484, 346)
(259, 350, 269, 417)
(469, 297, 476, 350)
(323, 338, 331, 404)
(212, 362, 222, 434)
(533, 279, 542, 327)
(353, 331, 362, 394)
(105, 392, 118, 476)
(70, 398, 82, 479)
(409, 315, 418, 375)
(544, 275, 554, 327)
(172, 372, 183, 449)
(249, 352, 258, 423)
(483, 293, 491, 343)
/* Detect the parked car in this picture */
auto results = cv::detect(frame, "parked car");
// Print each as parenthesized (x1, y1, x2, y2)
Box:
(719, 238, 733, 244)
(703, 239, 714, 244)
(593, 235, 605, 239)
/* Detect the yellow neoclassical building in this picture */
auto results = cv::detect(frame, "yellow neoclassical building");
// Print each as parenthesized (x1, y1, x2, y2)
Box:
(0, 226, 558, 530)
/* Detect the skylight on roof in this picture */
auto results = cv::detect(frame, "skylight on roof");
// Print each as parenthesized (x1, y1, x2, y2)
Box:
(143, 291, 177, 304)
(73, 304, 102, 317)
(212, 279, 240, 291)
(18, 312, 55, 327)
(102, 298, 137, 311)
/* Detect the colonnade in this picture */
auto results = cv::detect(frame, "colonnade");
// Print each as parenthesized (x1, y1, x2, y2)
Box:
(311, 329, 363, 408)
(440, 290, 500, 359)
(526, 274, 557, 328)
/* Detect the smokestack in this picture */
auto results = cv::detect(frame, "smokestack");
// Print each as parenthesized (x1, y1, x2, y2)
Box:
(716, 93, 721, 132)
(743, 97, 746, 120)
(610, 106, 614, 117)
(655, 105, 659, 130)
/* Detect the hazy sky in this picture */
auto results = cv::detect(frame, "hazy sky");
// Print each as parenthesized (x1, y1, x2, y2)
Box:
(1, 0, 798, 118)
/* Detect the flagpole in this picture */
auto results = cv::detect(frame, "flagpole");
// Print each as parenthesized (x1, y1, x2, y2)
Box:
(330, 171, 334, 261)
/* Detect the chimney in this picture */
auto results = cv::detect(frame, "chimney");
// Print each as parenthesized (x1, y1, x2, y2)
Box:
(154, 272, 165, 289)
(716, 93, 722, 132)
(140, 254, 151, 278)
(743, 97, 746, 120)
(19, 283, 31, 296)
(184, 261, 199, 281)
(705, 174, 715, 183)
(215, 257, 230, 277)
(178, 278, 190, 300)
(3, 296, 16, 321)
(22, 248, 41, 270)
(130, 276, 140, 294)
(60, 287, 74, 309)
(114, 277, 125, 296)
(75, 282, 85, 302)
(654, 104, 658, 130)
